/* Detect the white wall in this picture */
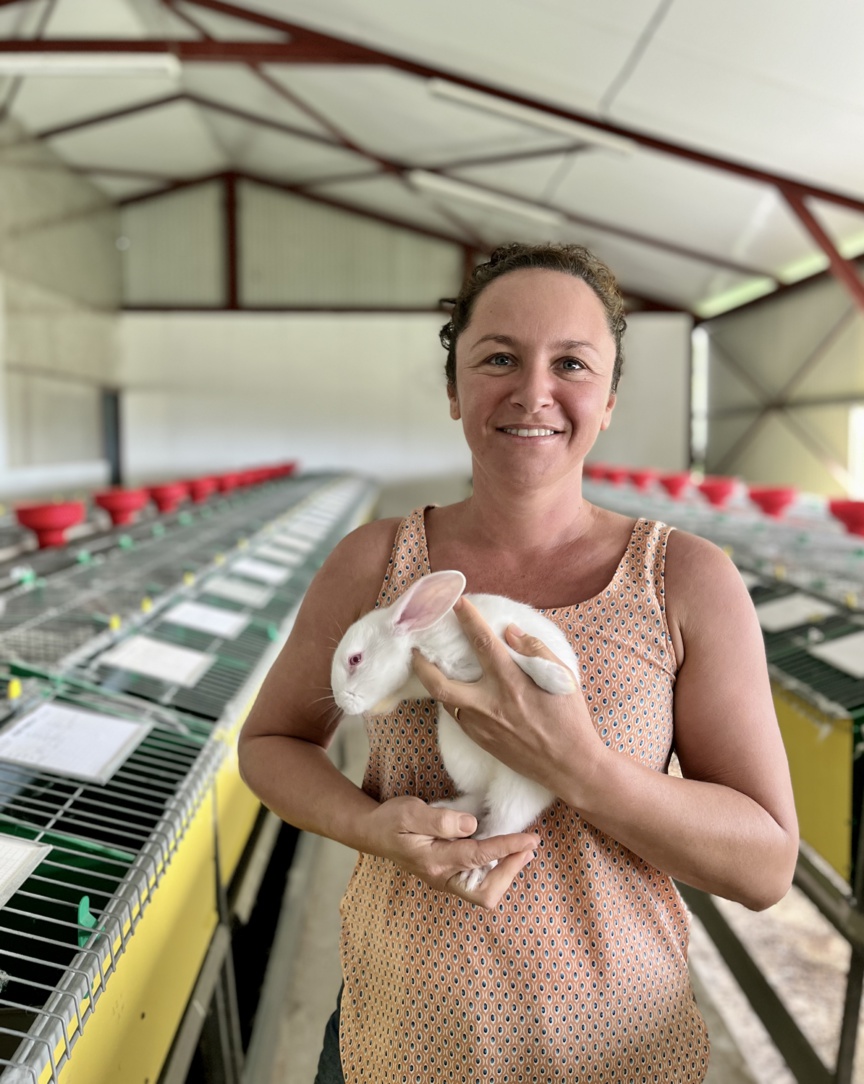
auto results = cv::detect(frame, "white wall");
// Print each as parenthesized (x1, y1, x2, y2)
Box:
(589, 312, 692, 472)
(118, 309, 691, 486)
(0, 118, 120, 499)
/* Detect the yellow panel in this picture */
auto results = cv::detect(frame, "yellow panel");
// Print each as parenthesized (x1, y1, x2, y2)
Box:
(773, 687, 854, 882)
(57, 790, 219, 1084)
(215, 740, 262, 887)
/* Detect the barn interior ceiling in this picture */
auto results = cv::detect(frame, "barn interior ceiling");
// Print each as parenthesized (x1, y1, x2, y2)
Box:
(0, 0, 863, 319)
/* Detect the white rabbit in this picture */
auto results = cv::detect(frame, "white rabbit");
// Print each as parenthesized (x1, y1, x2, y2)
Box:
(330, 570, 580, 889)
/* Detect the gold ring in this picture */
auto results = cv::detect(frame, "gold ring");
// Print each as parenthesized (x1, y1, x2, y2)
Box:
(453, 706, 461, 722)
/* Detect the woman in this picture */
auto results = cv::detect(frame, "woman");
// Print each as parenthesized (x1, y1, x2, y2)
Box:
(238, 243, 798, 1083)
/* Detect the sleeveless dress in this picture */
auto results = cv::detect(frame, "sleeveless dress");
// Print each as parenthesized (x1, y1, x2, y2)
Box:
(338, 508, 710, 1083)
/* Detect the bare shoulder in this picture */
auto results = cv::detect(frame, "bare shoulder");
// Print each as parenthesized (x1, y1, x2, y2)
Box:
(309, 515, 403, 620)
(664, 528, 757, 659)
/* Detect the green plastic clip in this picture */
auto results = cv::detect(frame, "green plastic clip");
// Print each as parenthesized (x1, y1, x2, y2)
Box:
(266, 623, 279, 642)
(118, 534, 134, 549)
(76, 550, 92, 564)
(178, 512, 194, 526)
(77, 895, 100, 948)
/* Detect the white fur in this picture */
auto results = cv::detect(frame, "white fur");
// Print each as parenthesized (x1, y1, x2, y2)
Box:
(330, 571, 580, 888)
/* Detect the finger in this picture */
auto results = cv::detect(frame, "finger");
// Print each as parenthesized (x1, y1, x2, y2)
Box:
(411, 649, 474, 710)
(450, 831, 540, 868)
(504, 623, 565, 663)
(453, 596, 512, 666)
(451, 848, 536, 908)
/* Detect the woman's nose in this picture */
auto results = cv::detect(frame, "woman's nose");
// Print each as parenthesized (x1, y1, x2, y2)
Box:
(509, 366, 554, 412)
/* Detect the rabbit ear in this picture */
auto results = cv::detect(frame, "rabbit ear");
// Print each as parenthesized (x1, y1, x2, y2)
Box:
(391, 571, 467, 634)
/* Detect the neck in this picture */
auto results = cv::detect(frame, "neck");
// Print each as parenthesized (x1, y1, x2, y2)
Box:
(457, 470, 594, 553)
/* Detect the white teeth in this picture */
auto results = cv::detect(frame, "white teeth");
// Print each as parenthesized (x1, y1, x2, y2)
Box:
(502, 427, 557, 437)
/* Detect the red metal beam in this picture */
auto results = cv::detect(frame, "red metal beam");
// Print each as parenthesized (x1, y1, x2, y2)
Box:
(32, 83, 772, 281)
(7, 32, 864, 222)
(780, 185, 864, 312)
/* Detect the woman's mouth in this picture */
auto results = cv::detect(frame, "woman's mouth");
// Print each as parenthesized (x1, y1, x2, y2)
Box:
(499, 427, 560, 437)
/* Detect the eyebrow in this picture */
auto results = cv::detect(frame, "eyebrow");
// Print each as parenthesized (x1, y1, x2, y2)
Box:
(469, 333, 601, 357)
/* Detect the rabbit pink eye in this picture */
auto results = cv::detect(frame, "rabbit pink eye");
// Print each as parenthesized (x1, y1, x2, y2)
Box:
(348, 652, 363, 668)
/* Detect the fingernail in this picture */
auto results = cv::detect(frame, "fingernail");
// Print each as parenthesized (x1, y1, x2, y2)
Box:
(458, 815, 476, 833)
(510, 624, 525, 637)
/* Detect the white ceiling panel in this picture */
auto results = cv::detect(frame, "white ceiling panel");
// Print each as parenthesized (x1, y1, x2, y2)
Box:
(250, 0, 646, 113)
(179, 64, 331, 138)
(88, 173, 169, 201)
(45, 100, 229, 177)
(197, 111, 367, 183)
(262, 65, 577, 166)
(312, 174, 472, 239)
(171, 0, 289, 40)
(1, 0, 862, 316)
(12, 80, 182, 136)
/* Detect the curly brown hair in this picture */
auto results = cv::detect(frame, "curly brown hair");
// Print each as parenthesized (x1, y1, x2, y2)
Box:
(440, 242, 627, 392)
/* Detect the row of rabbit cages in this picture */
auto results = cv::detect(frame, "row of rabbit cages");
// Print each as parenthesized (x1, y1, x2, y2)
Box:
(583, 472, 864, 886)
(0, 474, 378, 1082)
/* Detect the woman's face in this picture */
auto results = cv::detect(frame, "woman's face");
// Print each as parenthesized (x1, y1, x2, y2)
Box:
(448, 268, 618, 490)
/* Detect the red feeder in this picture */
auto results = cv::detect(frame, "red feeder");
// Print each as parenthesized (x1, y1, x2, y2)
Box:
(605, 466, 629, 486)
(697, 476, 737, 507)
(583, 463, 607, 481)
(186, 476, 218, 503)
(829, 500, 864, 536)
(215, 472, 240, 494)
(148, 482, 188, 514)
(16, 501, 85, 548)
(748, 486, 797, 519)
(93, 488, 149, 526)
(629, 468, 658, 491)
(658, 472, 692, 499)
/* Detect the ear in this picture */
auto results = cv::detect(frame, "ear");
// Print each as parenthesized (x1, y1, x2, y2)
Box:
(390, 570, 467, 634)
(447, 382, 461, 421)
(599, 392, 616, 431)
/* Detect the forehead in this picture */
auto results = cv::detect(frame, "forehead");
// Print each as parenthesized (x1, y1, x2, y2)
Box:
(464, 269, 613, 350)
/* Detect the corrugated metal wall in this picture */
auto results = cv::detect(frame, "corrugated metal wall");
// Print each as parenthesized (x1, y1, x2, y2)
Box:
(704, 272, 864, 494)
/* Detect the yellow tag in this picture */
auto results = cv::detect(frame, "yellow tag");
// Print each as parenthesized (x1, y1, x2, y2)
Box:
(7, 679, 22, 700)
(109, 614, 122, 632)
(238, 538, 248, 549)
(722, 545, 734, 558)
(183, 572, 195, 586)
(141, 597, 153, 613)
(846, 592, 858, 609)
(215, 553, 225, 565)
(774, 564, 786, 580)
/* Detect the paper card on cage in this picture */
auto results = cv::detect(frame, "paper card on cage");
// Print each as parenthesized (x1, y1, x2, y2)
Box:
(161, 600, 250, 639)
(203, 576, 274, 609)
(0, 701, 151, 785)
(97, 635, 214, 687)
(0, 834, 52, 909)
(807, 630, 864, 679)
(252, 544, 305, 567)
(754, 593, 837, 633)
(230, 557, 291, 585)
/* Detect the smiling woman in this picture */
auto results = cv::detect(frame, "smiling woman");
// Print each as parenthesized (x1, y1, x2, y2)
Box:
(237, 242, 798, 1084)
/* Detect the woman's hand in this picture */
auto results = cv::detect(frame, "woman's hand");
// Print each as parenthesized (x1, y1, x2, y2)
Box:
(411, 597, 606, 802)
(361, 795, 539, 910)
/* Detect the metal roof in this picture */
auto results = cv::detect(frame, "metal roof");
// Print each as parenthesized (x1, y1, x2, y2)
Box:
(1, 0, 863, 317)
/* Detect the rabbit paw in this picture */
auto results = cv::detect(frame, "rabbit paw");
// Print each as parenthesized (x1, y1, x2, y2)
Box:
(456, 860, 498, 892)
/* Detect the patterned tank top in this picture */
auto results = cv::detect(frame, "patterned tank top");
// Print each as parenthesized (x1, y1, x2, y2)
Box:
(338, 508, 710, 1082)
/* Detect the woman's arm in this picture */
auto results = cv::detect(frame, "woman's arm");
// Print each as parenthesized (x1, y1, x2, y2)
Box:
(412, 532, 798, 911)
(237, 518, 540, 909)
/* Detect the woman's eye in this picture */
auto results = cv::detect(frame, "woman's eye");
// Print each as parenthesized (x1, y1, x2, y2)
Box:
(560, 358, 585, 372)
(486, 353, 513, 367)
